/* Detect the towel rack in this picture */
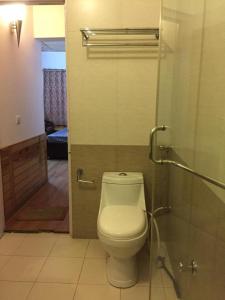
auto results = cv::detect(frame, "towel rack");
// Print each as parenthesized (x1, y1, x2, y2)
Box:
(80, 28, 159, 47)
(150, 125, 225, 190)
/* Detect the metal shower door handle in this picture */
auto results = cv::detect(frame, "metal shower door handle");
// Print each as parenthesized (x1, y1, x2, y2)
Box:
(149, 125, 225, 190)
(149, 125, 168, 163)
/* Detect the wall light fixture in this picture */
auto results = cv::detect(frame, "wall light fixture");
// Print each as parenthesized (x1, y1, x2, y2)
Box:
(0, 4, 26, 47)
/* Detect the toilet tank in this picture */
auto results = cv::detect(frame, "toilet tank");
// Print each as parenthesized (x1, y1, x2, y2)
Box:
(101, 172, 145, 208)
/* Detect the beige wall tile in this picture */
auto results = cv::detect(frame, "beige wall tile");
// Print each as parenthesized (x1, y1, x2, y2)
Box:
(160, 151, 225, 300)
(188, 225, 217, 276)
(168, 161, 193, 223)
(121, 0, 160, 27)
(117, 59, 158, 145)
(70, 145, 154, 238)
(191, 178, 221, 236)
(217, 200, 225, 243)
(66, 0, 159, 146)
(214, 239, 225, 289)
(66, 0, 121, 31)
(194, 0, 225, 192)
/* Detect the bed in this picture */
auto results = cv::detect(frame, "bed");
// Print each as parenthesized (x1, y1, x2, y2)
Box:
(47, 128, 68, 159)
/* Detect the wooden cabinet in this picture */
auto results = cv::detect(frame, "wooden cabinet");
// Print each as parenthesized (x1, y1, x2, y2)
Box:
(0, 135, 48, 220)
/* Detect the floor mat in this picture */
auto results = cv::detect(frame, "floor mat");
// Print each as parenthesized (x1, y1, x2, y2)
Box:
(16, 207, 68, 221)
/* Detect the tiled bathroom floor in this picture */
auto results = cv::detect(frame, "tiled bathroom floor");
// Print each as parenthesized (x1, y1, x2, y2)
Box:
(0, 233, 177, 300)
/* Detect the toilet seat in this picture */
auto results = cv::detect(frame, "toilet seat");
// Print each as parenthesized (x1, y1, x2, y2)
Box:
(98, 205, 146, 240)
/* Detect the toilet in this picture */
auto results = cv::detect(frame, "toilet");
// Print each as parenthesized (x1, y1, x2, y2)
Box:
(97, 172, 148, 288)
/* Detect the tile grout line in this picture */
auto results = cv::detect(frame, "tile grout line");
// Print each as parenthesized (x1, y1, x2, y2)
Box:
(84, 239, 91, 259)
(25, 281, 36, 300)
(0, 256, 12, 274)
(33, 235, 59, 283)
(24, 234, 61, 299)
(72, 239, 90, 299)
(46, 233, 61, 258)
(4, 233, 27, 256)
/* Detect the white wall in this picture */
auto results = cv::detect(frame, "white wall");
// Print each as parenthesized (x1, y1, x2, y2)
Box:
(66, 0, 160, 146)
(42, 52, 66, 69)
(0, 6, 44, 148)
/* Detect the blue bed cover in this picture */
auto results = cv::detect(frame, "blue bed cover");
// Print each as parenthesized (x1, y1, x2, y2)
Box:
(48, 128, 68, 143)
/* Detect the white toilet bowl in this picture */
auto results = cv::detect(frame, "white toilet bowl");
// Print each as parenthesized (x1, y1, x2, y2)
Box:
(97, 172, 148, 288)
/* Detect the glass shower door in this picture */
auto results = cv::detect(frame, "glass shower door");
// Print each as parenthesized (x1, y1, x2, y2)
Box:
(149, 0, 225, 299)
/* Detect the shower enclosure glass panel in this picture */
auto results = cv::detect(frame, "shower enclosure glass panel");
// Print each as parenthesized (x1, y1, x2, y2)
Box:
(150, 0, 225, 300)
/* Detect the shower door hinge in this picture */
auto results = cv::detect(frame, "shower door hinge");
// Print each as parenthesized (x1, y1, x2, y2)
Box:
(178, 260, 198, 275)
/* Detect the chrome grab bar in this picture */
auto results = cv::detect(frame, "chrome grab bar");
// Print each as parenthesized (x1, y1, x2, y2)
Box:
(76, 168, 95, 184)
(150, 125, 225, 190)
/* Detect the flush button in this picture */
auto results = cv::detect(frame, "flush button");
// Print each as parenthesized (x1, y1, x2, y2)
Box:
(119, 172, 127, 176)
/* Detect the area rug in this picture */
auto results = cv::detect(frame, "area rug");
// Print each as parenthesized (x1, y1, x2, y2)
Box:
(16, 206, 68, 221)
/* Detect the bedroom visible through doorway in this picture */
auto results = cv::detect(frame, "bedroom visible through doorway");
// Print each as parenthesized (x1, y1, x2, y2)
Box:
(5, 39, 69, 233)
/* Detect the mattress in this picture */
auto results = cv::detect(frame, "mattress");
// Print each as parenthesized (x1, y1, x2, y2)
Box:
(48, 128, 68, 143)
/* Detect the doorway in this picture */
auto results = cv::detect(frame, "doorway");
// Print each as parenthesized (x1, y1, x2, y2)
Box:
(0, 4, 69, 233)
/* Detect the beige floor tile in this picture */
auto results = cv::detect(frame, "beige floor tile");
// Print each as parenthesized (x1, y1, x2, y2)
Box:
(3, 233, 28, 238)
(137, 254, 150, 286)
(25, 233, 60, 240)
(0, 281, 33, 300)
(75, 284, 120, 300)
(151, 269, 163, 287)
(164, 287, 178, 300)
(79, 258, 107, 284)
(0, 235, 25, 255)
(37, 257, 83, 284)
(0, 256, 11, 271)
(151, 287, 166, 300)
(27, 283, 76, 300)
(14, 237, 56, 257)
(85, 239, 106, 258)
(55, 234, 71, 239)
(121, 286, 149, 300)
(0, 256, 45, 282)
(160, 270, 174, 288)
(50, 237, 89, 258)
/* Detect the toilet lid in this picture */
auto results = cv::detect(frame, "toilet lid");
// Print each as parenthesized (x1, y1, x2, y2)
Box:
(98, 205, 146, 239)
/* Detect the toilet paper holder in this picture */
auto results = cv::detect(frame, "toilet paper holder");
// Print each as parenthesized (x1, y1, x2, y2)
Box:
(76, 168, 95, 184)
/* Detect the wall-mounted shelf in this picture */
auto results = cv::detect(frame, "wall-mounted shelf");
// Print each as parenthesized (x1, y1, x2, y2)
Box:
(80, 28, 159, 47)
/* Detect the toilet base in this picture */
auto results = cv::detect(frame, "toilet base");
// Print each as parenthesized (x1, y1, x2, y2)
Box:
(107, 256, 138, 288)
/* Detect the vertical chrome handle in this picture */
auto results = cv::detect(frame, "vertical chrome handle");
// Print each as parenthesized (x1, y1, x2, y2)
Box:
(149, 125, 167, 163)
